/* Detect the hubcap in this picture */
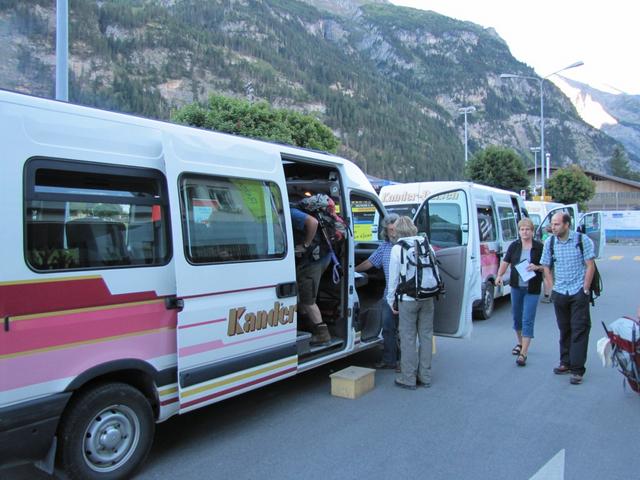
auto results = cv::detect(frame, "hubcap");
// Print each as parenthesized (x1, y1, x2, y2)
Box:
(83, 404, 140, 473)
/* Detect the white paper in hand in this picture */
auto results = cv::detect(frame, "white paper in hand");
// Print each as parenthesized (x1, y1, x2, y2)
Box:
(515, 259, 535, 282)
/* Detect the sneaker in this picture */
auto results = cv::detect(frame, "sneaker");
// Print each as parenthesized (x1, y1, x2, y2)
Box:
(570, 374, 583, 385)
(417, 379, 432, 388)
(553, 364, 571, 375)
(310, 323, 331, 344)
(374, 360, 396, 369)
(394, 379, 416, 390)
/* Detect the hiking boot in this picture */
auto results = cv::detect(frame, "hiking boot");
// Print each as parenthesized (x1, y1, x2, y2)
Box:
(394, 379, 416, 390)
(310, 323, 331, 344)
(374, 360, 396, 369)
(553, 364, 571, 375)
(570, 374, 583, 385)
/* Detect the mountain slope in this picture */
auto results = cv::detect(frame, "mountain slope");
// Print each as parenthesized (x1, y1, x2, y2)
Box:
(554, 75, 640, 169)
(0, 0, 624, 180)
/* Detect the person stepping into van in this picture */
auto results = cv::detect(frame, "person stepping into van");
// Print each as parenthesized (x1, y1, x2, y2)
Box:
(291, 207, 332, 344)
(496, 218, 544, 367)
(355, 213, 400, 370)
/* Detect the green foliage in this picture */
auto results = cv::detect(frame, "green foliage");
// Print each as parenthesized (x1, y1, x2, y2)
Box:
(609, 145, 640, 181)
(464, 146, 529, 192)
(172, 95, 339, 152)
(546, 165, 596, 209)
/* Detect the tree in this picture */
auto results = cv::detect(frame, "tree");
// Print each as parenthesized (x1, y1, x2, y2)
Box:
(546, 165, 596, 210)
(464, 145, 529, 193)
(610, 145, 640, 181)
(171, 94, 339, 153)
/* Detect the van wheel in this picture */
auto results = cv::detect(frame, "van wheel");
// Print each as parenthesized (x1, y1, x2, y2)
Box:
(475, 283, 494, 320)
(58, 382, 155, 480)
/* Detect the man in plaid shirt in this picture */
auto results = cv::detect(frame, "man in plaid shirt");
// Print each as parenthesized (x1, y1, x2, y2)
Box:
(541, 212, 596, 385)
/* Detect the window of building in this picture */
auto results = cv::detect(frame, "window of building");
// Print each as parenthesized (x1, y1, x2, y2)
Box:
(24, 159, 170, 271)
(180, 175, 286, 263)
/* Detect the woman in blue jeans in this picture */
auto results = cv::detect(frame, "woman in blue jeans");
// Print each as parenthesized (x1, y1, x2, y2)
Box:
(496, 218, 544, 366)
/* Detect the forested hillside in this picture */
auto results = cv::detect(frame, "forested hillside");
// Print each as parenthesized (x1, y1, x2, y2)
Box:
(0, 0, 622, 180)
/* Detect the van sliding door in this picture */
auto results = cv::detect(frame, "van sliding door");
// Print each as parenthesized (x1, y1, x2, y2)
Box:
(164, 138, 298, 413)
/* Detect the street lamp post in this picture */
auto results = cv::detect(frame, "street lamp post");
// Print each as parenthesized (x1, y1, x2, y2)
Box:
(500, 61, 583, 198)
(530, 146, 540, 195)
(458, 106, 476, 163)
(55, 0, 69, 101)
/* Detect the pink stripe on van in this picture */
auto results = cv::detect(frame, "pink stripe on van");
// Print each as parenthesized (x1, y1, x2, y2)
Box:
(3, 302, 176, 356)
(1, 329, 176, 391)
(178, 327, 296, 358)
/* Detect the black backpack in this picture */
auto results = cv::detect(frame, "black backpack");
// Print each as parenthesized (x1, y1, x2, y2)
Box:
(395, 236, 445, 301)
(549, 232, 602, 305)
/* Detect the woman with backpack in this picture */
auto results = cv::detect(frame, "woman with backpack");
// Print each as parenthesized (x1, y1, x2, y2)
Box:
(495, 217, 545, 367)
(386, 216, 436, 390)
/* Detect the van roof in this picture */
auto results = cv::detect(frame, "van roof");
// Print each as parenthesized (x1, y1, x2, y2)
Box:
(1, 89, 376, 195)
(379, 181, 519, 205)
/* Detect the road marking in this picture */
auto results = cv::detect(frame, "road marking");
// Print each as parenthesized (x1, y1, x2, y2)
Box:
(530, 449, 565, 480)
(609, 256, 623, 260)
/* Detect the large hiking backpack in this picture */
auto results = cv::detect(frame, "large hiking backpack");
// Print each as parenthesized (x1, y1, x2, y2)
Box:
(549, 232, 602, 305)
(297, 194, 348, 284)
(395, 236, 445, 301)
(602, 317, 640, 393)
(297, 194, 347, 246)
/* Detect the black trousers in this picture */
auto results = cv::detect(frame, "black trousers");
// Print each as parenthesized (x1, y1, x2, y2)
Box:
(551, 290, 591, 375)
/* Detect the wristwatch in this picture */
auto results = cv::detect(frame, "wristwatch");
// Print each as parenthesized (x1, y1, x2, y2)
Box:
(303, 242, 310, 248)
(583, 288, 590, 295)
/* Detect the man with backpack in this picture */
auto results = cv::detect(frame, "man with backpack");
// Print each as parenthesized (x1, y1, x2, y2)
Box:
(291, 194, 347, 345)
(541, 212, 596, 385)
(386, 216, 444, 390)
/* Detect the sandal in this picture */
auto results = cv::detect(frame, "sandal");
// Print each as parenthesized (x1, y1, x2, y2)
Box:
(511, 344, 522, 355)
(516, 354, 527, 367)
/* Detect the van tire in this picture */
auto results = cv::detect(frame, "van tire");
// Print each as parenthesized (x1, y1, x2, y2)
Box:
(58, 382, 155, 480)
(474, 282, 494, 320)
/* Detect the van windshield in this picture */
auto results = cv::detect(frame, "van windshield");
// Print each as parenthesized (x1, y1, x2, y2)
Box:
(385, 203, 419, 219)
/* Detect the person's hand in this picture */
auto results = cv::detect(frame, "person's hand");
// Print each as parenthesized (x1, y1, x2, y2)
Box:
(295, 244, 307, 254)
(391, 307, 399, 315)
(495, 275, 503, 287)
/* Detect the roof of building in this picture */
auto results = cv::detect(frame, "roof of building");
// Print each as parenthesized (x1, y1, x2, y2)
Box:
(526, 167, 640, 189)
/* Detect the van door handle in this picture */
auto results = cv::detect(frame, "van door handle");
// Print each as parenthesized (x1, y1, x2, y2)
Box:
(276, 282, 297, 299)
(165, 296, 184, 311)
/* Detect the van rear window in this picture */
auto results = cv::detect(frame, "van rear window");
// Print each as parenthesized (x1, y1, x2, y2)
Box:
(24, 159, 171, 271)
(180, 175, 286, 264)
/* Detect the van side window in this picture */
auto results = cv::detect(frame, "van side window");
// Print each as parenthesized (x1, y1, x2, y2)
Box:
(417, 191, 467, 248)
(477, 206, 496, 242)
(24, 159, 170, 271)
(350, 195, 382, 241)
(498, 206, 517, 241)
(180, 175, 286, 263)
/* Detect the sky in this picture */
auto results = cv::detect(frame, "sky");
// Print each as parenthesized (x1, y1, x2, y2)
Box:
(389, 0, 639, 95)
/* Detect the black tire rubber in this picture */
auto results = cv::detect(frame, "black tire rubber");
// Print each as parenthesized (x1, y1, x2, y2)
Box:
(58, 382, 155, 480)
(474, 282, 495, 320)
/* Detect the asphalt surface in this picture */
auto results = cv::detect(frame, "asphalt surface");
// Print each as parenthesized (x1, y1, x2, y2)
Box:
(5, 244, 640, 480)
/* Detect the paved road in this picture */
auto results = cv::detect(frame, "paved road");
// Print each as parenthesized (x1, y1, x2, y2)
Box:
(6, 245, 639, 479)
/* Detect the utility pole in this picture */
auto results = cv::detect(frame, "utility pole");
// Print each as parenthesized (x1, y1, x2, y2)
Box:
(55, 0, 69, 101)
(458, 106, 476, 163)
